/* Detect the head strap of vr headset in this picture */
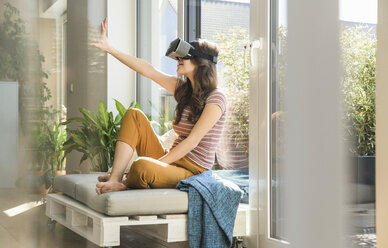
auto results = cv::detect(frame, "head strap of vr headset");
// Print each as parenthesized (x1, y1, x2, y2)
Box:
(189, 48, 218, 64)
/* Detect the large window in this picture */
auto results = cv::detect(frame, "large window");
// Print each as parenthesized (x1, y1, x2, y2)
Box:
(200, 0, 250, 170)
(137, 0, 178, 136)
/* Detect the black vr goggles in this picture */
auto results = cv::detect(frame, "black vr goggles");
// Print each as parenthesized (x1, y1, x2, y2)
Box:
(165, 38, 217, 64)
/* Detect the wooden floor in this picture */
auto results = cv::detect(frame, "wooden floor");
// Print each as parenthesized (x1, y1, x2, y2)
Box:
(1, 188, 377, 248)
(0, 189, 188, 248)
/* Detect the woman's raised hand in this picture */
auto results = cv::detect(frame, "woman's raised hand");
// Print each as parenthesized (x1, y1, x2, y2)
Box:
(90, 18, 111, 53)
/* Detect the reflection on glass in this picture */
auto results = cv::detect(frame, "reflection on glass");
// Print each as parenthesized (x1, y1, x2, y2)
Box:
(340, 9, 377, 245)
(0, 1, 68, 186)
(201, 0, 250, 170)
(270, 0, 287, 241)
(340, 0, 377, 245)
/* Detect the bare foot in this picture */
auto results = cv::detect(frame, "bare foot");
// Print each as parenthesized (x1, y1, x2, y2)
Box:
(96, 180, 127, 194)
(98, 173, 110, 182)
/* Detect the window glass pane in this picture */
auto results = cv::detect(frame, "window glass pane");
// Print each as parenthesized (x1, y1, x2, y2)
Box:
(340, 0, 377, 244)
(137, 0, 178, 136)
(269, 0, 378, 244)
(201, 0, 250, 170)
(2, 0, 71, 176)
(270, 0, 287, 241)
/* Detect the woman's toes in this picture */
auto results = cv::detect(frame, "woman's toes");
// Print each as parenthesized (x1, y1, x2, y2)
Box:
(98, 174, 110, 182)
(96, 181, 126, 194)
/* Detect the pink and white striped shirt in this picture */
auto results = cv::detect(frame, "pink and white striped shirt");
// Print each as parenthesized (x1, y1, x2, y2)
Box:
(172, 89, 227, 170)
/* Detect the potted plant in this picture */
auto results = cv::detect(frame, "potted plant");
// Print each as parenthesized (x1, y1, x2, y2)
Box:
(34, 118, 67, 192)
(341, 25, 376, 202)
(215, 27, 250, 169)
(62, 100, 149, 172)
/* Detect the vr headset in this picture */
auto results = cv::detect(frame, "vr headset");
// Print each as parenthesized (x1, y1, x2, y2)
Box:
(165, 38, 217, 64)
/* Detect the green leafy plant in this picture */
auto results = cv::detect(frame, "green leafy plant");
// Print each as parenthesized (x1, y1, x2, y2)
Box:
(0, 2, 29, 81)
(341, 25, 376, 156)
(35, 119, 67, 188)
(216, 27, 250, 91)
(216, 27, 250, 153)
(62, 100, 148, 172)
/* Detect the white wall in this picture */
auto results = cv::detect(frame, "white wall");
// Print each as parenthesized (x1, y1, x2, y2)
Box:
(107, 0, 137, 114)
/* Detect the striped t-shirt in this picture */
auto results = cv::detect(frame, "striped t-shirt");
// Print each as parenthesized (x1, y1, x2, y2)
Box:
(172, 89, 227, 170)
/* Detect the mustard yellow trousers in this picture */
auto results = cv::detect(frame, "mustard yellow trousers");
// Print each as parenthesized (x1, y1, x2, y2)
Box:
(117, 108, 206, 189)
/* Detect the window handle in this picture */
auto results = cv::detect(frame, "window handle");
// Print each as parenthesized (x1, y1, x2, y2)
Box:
(243, 39, 262, 70)
(250, 39, 262, 67)
(243, 43, 250, 71)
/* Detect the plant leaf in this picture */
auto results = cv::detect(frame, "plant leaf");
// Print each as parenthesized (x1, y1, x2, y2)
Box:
(134, 102, 141, 110)
(79, 153, 89, 165)
(114, 99, 127, 118)
(79, 108, 99, 127)
(114, 114, 122, 125)
(98, 101, 109, 130)
(69, 130, 87, 148)
(60, 117, 88, 126)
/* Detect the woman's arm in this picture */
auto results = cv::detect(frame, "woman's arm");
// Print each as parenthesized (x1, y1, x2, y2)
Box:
(158, 104, 223, 164)
(90, 18, 177, 94)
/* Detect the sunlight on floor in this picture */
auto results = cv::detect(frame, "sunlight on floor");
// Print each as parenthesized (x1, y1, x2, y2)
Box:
(3, 200, 45, 217)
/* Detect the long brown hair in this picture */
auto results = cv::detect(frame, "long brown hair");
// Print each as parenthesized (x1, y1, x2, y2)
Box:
(174, 39, 219, 124)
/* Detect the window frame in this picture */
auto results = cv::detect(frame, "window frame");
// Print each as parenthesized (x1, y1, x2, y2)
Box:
(184, 0, 201, 41)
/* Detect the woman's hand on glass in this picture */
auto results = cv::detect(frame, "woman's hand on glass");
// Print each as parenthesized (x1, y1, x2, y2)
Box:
(90, 17, 111, 53)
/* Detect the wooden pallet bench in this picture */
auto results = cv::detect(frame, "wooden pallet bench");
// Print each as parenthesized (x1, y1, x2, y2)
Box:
(46, 174, 248, 247)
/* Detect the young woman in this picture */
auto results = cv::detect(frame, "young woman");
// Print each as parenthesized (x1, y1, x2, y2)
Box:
(91, 18, 226, 194)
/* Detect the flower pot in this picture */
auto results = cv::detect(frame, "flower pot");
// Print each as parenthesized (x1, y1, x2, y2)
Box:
(355, 156, 375, 185)
(55, 170, 66, 177)
(351, 156, 375, 204)
(21, 171, 50, 195)
(35, 170, 67, 195)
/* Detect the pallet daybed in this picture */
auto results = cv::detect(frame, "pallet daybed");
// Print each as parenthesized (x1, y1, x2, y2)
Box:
(46, 174, 248, 247)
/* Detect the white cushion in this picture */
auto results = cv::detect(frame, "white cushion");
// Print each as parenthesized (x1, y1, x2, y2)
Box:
(53, 174, 188, 216)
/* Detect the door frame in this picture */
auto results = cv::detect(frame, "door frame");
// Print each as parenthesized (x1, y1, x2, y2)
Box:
(249, 0, 288, 246)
